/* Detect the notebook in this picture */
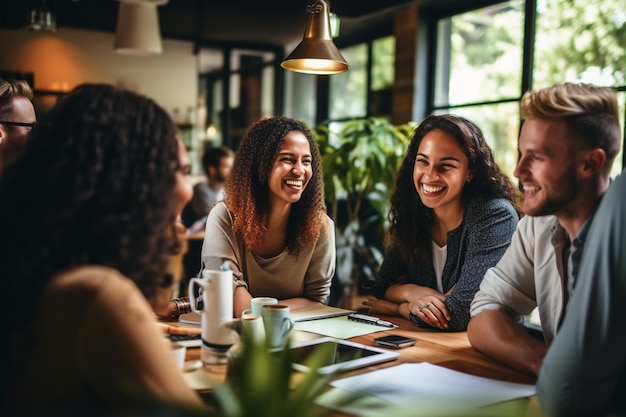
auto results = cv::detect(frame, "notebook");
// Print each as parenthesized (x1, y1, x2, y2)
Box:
(178, 304, 353, 325)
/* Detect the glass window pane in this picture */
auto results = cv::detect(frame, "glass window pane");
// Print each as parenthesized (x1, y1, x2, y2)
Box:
(329, 44, 368, 119)
(436, 103, 521, 180)
(261, 65, 274, 118)
(371, 36, 395, 91)
(434, 1, 525, 107)
(534, 0, 626, 88)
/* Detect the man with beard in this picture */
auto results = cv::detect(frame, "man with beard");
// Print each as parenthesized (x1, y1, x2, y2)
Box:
(467, 83, 621, 377)
(536, 168, 626, 416)
(0, 79, 35, 175)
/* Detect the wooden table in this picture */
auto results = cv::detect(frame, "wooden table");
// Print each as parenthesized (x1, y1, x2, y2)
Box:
(182, 315, 547, 416)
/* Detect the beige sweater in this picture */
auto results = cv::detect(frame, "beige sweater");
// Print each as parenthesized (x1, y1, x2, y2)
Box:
(201, 202, 335, 303)
(13, 266, 204, 413)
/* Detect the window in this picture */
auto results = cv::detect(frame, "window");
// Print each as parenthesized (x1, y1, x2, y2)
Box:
(433, 0, 625, 178)
(329, 44, 368, 120)
(434, 1, 524, 108)
(328, 35, 397, 122)
(198, 46, 281, 152)
(434, 1, 525, 178)
(534, 0, 626, 176)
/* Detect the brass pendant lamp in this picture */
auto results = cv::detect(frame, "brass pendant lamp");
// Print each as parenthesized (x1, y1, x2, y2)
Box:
(281, 0, 350, 75)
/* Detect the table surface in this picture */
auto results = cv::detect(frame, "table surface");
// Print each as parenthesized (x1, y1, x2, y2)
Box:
(180, 315, 547, 416)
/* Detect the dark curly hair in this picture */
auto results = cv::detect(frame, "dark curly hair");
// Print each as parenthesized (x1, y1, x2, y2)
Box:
(0, 84, 181, 388)
(225, 116, 327, 256)
(387, 114, 522, 261)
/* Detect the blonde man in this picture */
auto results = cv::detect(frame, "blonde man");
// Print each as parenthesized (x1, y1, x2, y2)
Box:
(468, 83, 621, 376)
(0, 79, 35, 174)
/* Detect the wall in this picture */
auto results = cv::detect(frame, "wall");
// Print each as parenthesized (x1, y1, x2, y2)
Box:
(0, 26, 202, 170)
(0, 27, 197, 119)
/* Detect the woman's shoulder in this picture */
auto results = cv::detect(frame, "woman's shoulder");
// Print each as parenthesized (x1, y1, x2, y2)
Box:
(466, 195, 517, 217)
(323, 212, 335, 228)
(48, 265, 139, 301)
(210, 200, 229, 216)
(207, 201, 234, 225)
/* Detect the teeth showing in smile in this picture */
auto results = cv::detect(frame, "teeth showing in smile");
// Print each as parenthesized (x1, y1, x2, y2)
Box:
(422, 184, 444, 193)
(285, 179, 303, 187)
(523, 186, 539, 193)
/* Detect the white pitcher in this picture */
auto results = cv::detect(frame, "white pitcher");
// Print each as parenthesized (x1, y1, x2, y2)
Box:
(189, 264, 238, 364)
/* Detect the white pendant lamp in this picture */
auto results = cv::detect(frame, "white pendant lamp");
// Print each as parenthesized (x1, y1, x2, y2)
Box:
(114, 1, 167, 56)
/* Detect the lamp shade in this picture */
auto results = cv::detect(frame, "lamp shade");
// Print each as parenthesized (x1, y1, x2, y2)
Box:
(114, 1, 162, 55)
(25, 0, 57, 32)
(281, 0, 349, 75)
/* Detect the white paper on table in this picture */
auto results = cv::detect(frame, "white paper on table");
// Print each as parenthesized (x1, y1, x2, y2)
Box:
(329, 362, 535, 409)
(293, 316, 390, 339)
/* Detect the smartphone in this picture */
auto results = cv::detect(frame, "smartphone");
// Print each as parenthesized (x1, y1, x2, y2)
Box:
(373, 335, 416, 349)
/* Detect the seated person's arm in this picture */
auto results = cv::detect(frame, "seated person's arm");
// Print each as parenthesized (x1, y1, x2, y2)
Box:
(384, 281, 447, 303)
(365, 281, 446, 317)
(406, 199, 519, 331)
(152, 292, 178, 319)
(366, 248, 442, 316)
(468, 309, 547, 376)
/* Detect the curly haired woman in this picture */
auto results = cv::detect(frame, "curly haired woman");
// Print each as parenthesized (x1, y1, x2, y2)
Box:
(0, 84, 204, 413)
(364, 114, 522, 331)
(201, 116, 335, 316)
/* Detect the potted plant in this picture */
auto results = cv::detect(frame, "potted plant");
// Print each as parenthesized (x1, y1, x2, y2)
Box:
(204, 328, 336, 417)
(314, 117, 414, 307)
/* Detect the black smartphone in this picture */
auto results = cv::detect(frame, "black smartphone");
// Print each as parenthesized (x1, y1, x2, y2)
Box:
(373, 335, 416, 349)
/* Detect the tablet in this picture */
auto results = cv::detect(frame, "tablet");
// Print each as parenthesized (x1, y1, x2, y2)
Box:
(283, 337, 399, 374)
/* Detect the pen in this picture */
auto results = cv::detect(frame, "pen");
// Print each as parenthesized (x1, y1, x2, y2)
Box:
(348, 313, 398, 328)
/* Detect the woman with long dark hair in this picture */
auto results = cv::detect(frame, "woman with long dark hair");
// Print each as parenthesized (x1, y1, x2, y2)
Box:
(364, 114, 522, 331)
(0, 84, 203, 412)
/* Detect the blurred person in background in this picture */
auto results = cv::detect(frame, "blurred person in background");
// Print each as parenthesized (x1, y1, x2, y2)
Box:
(181, 144, 234, 283)
(0, 78, 36, 175)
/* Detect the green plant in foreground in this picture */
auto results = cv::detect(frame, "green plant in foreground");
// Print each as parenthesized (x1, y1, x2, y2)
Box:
(209, 327, 337, 417)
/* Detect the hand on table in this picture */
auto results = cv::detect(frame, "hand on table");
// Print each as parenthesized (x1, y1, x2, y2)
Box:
(408, 296, 451, 330)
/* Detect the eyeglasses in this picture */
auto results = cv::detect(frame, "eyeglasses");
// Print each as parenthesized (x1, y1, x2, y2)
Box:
(0, 120, 36, 129)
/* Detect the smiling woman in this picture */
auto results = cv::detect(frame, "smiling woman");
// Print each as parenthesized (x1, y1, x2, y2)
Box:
(201, 116, 336, 317)
(364, 114, 522, 331)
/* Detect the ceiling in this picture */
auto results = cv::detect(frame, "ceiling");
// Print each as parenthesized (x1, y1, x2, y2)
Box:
(0, 0, 493, 48)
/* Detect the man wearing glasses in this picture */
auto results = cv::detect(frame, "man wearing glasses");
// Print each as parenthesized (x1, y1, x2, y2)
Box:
(0, 79, 36, 174)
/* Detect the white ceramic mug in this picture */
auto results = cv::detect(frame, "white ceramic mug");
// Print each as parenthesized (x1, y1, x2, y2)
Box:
(261, 304, 294, 349)
(170, 342, 186, 369)
(240, 313, 266, 344)
(242, 296, 278, 316)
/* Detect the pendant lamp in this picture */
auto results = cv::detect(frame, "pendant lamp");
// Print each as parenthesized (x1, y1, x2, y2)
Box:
(281, 0, 349, 75)
(114, 1, 166, 56)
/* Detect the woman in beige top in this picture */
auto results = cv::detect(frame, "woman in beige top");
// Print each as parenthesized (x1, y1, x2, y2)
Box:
(156, 117, 336, 319)
(204, 116, 335, 317)
(0, 84, 204, 414)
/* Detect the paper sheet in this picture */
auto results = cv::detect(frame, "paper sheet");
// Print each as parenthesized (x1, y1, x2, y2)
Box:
(293, 316, 392, 339)
(317, 363, 536, 416)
